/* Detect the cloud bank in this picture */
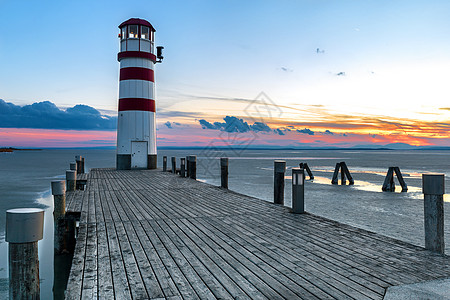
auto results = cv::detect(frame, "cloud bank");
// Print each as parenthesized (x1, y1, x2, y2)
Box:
(0, 99, 117, 130)
(199, 116, 272, 133)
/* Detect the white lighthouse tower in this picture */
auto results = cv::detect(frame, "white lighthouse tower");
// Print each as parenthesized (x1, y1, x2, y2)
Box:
(116, 18, 163, 170)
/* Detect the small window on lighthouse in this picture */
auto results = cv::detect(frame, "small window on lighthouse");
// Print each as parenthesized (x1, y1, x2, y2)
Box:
(128, 25, 138, 38)
(121, 26, 127, 40)
(141, 26, 150, 40)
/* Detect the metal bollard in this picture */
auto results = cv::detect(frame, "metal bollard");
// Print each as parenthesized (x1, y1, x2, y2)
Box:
(274, 160, 286, 205)
(66, 170, 76, 192)
(188, 155, 197, 180)
(6, 208, 44, 300)
(292, 168, 305, 213)
(172, 157, 176, 174)
(180, 158, 186, 177)
(163, 156, 167, 172)
(220, 158, 229, 189)
(423, 174, 445, 254)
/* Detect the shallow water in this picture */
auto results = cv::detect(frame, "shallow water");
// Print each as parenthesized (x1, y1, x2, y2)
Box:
(0, 148, 449, 298)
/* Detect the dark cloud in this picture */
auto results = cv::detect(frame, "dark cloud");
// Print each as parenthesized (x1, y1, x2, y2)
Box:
(274, 128, 285, 135)
(0, 99, 116, 130)
(164, 121, 172, 129)
(324, 130, 334, 135)
(297, 128, 315, 135)
(199, 116, 272, 133)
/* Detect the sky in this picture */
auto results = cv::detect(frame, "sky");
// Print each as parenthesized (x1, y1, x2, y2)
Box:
(0, 0, 449, 148)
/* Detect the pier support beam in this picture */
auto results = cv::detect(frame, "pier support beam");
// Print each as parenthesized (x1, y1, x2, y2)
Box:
(423, 174, 445, 254)
(6, 208, 44, 300)
(180, 158, 186, 177)
(75, 156, 84, 174)
(172, 157, 176, 174)
(163, 156, 167, 172)
(292, 167, 305, 213)
(66, 170, 76, 192)
(188, 155, 197, 180)
(274, 160, 286, 205)
(52, 180, 67, 255)
(220, 158, 228, 189)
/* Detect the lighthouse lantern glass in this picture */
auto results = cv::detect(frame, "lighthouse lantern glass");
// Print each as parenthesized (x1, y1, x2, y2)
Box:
(121, 26, 126, 40)
(141, 26, 149, 40)
(128, 25, 138, 38)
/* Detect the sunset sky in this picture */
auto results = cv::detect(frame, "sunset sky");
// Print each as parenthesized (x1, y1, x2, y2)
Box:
(0, 0, 449, 148)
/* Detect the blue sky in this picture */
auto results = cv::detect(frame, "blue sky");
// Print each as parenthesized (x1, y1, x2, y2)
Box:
(1, 0, 449, 147)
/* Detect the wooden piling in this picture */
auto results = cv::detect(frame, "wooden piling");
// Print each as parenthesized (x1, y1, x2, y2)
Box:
(274, 160, 286, 205)
(188, 155, 197, 180)
(331, 163, 340, 184)
(171, 157, 176, 174)
(180, 158, 186, 177)
(163, 156, 167, 172)
(423, 174, 445, 254)
(6, 208, 44, 300)
(292, 167, 305, 213)
(66, 170, 76, 192)
(220, 158, 228, 189)
(299, 162, 314, 180)
(186, 156, 190, 177)
(69, 162, 77, 173)
(75, 156, 84, 174)
(52, 180, 66, 255)
(394, 167, 408, 192)
(382, 167, 395, 191)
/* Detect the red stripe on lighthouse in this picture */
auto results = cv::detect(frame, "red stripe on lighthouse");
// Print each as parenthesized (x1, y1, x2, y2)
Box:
(119, 98, 155, 112)
(118, 51, 156, 62)
(120, 67, 154, 81)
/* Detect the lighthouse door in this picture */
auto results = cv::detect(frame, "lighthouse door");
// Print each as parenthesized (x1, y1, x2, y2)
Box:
(131, 141, 148, 169)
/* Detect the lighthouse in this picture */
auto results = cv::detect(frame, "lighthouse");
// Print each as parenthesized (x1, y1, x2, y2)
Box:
(116, 18, 163, 170)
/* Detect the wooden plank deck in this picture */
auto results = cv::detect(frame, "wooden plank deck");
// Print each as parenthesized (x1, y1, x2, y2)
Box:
(65, 168, 450, 299)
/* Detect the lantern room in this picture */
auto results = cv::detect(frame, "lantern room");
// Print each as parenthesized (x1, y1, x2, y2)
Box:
(118, 18, 155, 54)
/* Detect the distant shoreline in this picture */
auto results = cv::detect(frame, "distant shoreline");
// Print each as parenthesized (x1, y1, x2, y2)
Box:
(0, 148, 42, 152)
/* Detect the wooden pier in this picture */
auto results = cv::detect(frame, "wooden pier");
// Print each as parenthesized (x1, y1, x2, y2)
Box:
(64, 168, 450, 299)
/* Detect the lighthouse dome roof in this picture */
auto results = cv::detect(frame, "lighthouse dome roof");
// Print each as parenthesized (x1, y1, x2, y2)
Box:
(119, 18, 155, 31)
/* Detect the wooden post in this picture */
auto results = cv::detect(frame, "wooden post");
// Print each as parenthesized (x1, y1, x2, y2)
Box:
(66, 170, 76, 192)
(423, 174, 445, 254)
(274, 160, 286, 205)
(6, 208, 44, 300)
(186, 156, 190, 178)
(188, 155, 197, 179)
(394, 167, 408, 192)
(171, 157, 176, 174)
(340, 162, 354, 185)
(341, 163, 346, 185)
(331, 163, 340, 184)
(292, 167, 305, 213)
(75, 156, 83, 174)
(163, 156, 167, 172)
(52, 180, 67, 255)
(180, 158, 186, 177)
(382, 167, 395, 191)
(301, 163, 314, 180)
(81, 157, 85, 173)
(220, 158, 228, 189)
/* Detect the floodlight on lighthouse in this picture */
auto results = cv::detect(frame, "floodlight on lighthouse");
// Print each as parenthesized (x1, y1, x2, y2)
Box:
(156, 46, 164, 63)
(116, 18, 163, 170)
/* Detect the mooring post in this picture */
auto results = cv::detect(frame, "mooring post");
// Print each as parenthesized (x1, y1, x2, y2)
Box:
(423, 174, 445, 254)
(163, 156, 167, 172)
(180, 158, 186, 177)
(188, 155, 197, 179)
(220, 158, 229, 189)
(171, 157, 176, 174)
(274, 160, 286, 205)
(292, 167, 305, 213)
(394, 167, 408, 192)
(52, 180, 66, 255)
(6, 208, 44, 300)
(75, 156, 83, 175)
(186, 156, 190, 178)
(81, 157, 85, 173)
(66, 170, 76, 192)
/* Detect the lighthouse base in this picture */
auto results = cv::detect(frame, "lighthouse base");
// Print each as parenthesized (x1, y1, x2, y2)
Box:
(116, 154, 131, 170)
(116, 154, 157, 170)
(148, 155, 157, 169)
